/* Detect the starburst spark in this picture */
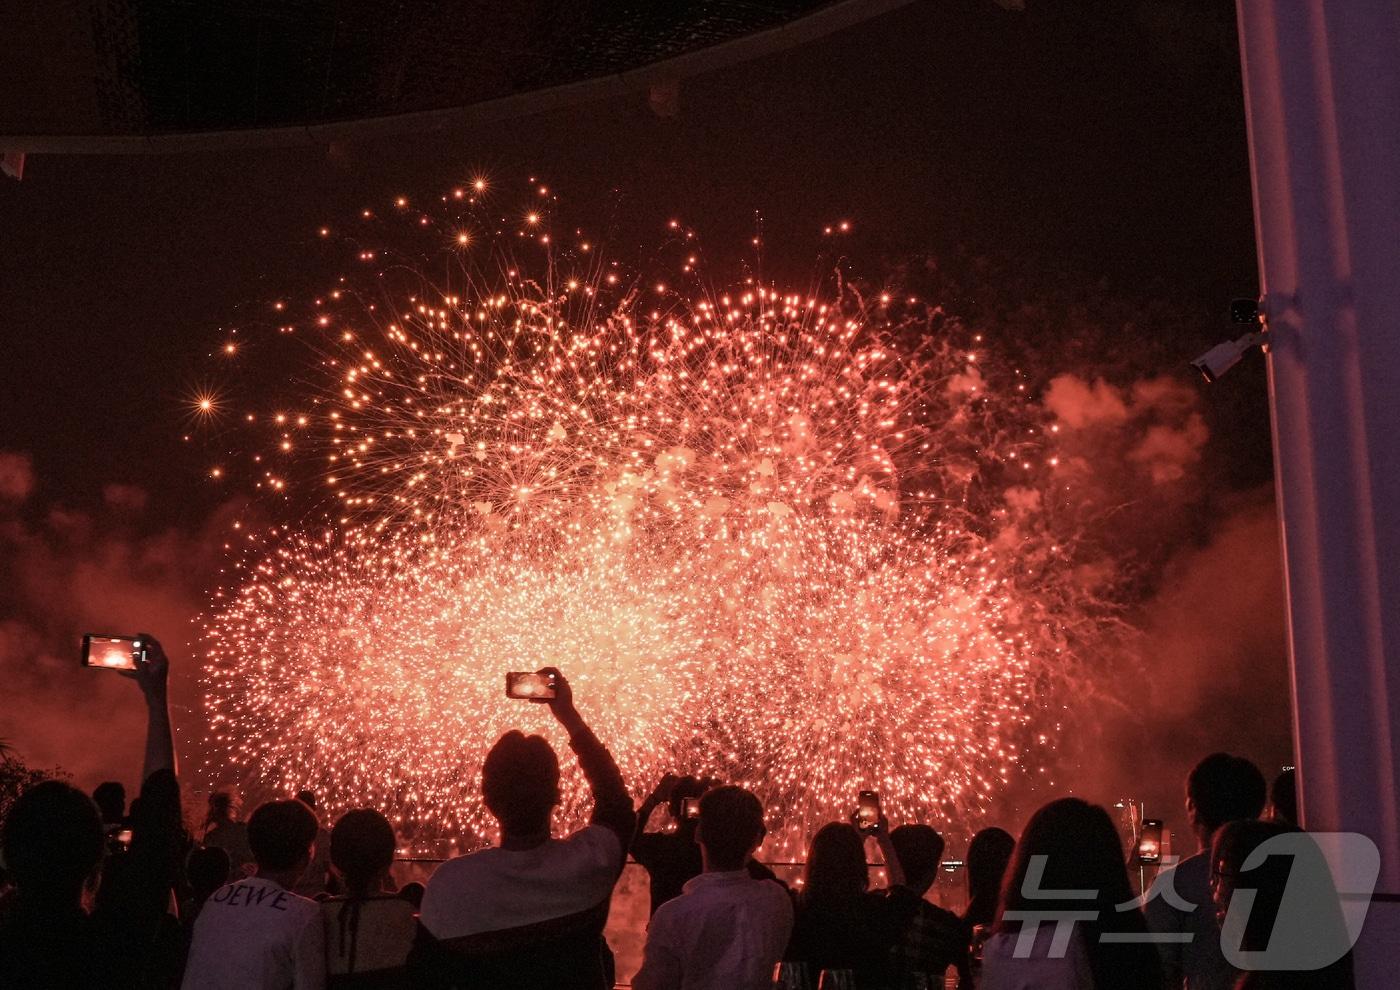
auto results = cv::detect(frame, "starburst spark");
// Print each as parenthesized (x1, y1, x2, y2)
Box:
(201, 184, 1075, 856)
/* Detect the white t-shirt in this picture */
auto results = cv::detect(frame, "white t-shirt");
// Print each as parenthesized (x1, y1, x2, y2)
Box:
(980, 924, 1095, 990)
(633, 870, 794, 990)
(182, 876, 326, 990)
(321, 896, 417, 976)
(420, 825, 624, 939)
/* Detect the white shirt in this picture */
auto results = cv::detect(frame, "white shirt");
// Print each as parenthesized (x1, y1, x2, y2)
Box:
(981, 925, 1095, 990)
(182, 876, 325, 990)
(321, 896, 416, 976)
(420, 824, 623, 938)
(632, 870, 795, 990)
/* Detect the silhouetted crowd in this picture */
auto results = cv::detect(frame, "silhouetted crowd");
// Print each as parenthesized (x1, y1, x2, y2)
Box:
(0, 639, 1356, 989)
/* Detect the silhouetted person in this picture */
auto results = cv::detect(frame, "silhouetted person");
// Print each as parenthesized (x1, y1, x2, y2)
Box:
(1210, 819, 1354, 989)
(321, 808, 415, 987)
(181, 844, 233, 972)
(1267, 769, 1297, 827)
(634, 785, 792, 990)
(94, 633, 192, 987)
(785, 819, 908, 988)
(183, 798, 326, 989)
(632, 773, 707, 914)
(982, 797, 1163, 990)
(295, 788, 334, 897)
(185, 845, 232, 923)
(414, 668, 636, 990)
(886, 824, 970, 989)
(1145, 753, 1267, 990)
(962, 825, 1016, 979)
(0, 781, 108, 987)
(0, 632, 184, 987)
(93, 780, 126, 829)
(203, 788, 255, 880)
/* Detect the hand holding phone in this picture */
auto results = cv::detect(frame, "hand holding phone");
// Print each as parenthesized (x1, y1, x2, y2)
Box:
(505, 671, 558, 702)
(83, 635, 145, 672)
(682, 797, 701, 820)
(855, 790, 882, 834)
(1135, 819, 1163, 865)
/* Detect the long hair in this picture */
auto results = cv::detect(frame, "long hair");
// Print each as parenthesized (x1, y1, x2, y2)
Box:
(963, 826, 1015, 929)
(997, 798, 1162, 990)
(329, 808, 397, 973)
(801, 822, 868, 906)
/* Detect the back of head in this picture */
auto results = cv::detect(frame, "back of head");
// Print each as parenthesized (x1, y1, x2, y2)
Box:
(330, 808, 396, 896)
(295, 788, 317, 810)
(1211, 818, 1299, 954)
(248, 799, 319, 873)
(889, 824, 945, 893)
(482, 731, 560, 836)
(2, 780, 105, 903)
(1000, 799, 1156, 989)
(967, 826, 1016, 902)
(92, 781, 126, 824)
(1212, 818, 1294, 885)
(1188, 753, 1268, 837)
(187, 845, 232, 895)
(802, 822, 867, 904)
(696, 785, 765, 870)
(1269, 768, 1298, 826)
(132, 768, 185, 850)
(999, 798, 1133, 924)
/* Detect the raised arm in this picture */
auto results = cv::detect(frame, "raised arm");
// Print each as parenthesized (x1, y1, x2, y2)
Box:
(540, 667, 636, 846)
(855, 810, 906, 890)
(125, 633, 176, 781)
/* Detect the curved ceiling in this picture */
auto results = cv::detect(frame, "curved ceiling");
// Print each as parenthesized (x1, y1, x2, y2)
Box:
(1, 0, 913, 152)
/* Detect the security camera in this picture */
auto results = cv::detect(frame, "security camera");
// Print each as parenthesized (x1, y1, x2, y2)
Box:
(1191, 330, 1267, 383)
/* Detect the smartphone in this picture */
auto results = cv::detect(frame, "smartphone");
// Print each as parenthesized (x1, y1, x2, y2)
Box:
(682, 797, 701, 820)
(1135, 819, 1164, 865)
(82, 634, 145, 672)
(505, 671, 557, 702)
(857, 790, 880, 830)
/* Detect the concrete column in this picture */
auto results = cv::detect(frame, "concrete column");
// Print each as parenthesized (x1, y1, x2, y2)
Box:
(1235, 2, 1400, 985)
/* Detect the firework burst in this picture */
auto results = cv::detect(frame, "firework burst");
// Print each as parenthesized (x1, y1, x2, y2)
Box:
(201, 180, 1075, 856)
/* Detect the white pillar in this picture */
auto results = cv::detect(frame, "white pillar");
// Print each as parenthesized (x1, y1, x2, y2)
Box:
(1235, 2, 1400, 985)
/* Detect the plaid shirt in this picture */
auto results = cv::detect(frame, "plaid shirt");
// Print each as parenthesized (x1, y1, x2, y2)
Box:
(885, 887, 971, 989)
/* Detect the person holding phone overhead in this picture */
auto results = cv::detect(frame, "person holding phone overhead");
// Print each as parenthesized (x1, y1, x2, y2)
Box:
(632, 773, 708, 915)
(784, 797, 910, 989)
(632, 786, 793, 990)
(1, 632, 186, 988)
(413, 668, 636, 990)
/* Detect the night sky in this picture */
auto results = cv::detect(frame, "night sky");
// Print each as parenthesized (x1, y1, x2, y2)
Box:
(0, 0, 1286, 847)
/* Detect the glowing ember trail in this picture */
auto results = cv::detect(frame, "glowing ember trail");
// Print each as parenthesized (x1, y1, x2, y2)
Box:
(201, 180, 1077, 857)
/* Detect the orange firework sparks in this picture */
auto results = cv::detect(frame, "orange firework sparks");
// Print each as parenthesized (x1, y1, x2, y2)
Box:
(201, 181, 1073, 856)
